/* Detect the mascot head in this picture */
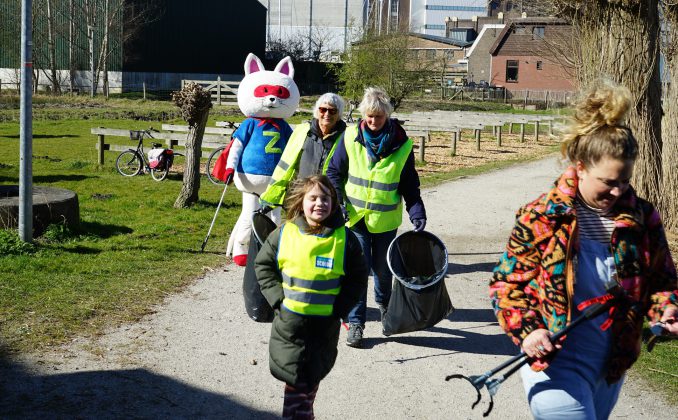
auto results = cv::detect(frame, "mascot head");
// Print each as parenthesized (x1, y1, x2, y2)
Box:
(237, 53, 300, 119)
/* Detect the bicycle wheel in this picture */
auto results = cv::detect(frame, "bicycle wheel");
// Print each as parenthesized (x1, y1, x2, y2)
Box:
(206, 146, 226, 185)
(150, 165, 169, 181)
(116, 150, 143, 177)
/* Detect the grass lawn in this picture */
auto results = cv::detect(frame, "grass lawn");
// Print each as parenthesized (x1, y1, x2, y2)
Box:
(0, 116, 248, 352)
(0, 95, 674, 401)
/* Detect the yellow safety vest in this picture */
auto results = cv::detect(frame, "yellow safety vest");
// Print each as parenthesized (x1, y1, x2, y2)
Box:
(260, 122, 311, 206)
(277, 222, 346, 316)
(343, 124, 413, 233)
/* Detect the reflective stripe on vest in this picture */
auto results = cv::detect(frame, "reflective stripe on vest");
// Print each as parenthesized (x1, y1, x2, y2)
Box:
(260, 123, 311, 205)
(343, 124, 413, 233)
(277, 222, 346, 316)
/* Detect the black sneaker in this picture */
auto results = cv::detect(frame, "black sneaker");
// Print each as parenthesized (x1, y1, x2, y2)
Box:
(346, 323, 364, 348)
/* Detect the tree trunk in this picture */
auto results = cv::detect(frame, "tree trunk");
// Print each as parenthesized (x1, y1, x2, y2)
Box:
(660, 4, 678, 231)
(102, 0, 110, 97)
(172, 83, 213, 208)
(46, 0, 61, 94)
(564, 1, 663, 205)
(174, 111, 209, 208)
(69, 0, 75, 93)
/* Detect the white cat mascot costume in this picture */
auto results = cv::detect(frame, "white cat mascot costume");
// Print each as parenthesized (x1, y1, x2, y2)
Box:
(224, 53, 299, 266)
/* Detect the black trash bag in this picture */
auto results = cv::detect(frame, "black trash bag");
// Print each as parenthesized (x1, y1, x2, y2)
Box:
(243, 212, 278, 323)
(382, 230, 454, 336)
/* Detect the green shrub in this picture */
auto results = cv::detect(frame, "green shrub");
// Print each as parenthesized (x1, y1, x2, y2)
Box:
(40, 222, 77, 243)
(68, 160, 89, 169)
(0, 229, 36, 256)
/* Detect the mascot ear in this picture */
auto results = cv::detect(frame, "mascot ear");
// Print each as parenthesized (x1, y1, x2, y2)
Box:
(274, 56, 295, 79)
(244, 53, 265, 75)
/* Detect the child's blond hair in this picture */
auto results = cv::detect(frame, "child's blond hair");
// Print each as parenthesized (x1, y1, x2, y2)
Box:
(284, 175, 339, 233)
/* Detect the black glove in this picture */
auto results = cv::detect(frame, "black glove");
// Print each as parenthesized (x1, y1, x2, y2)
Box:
(340, 205, 350, 222)
(412, 218, 426, 232)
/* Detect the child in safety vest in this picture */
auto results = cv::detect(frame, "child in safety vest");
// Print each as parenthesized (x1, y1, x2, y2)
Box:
(255, 175, 368, 420)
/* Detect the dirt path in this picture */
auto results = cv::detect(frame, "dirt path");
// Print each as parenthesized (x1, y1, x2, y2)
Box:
(1, 157, 673, 419)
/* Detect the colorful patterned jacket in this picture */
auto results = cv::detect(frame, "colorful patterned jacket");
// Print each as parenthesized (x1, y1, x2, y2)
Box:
(490, 166, 677, 382)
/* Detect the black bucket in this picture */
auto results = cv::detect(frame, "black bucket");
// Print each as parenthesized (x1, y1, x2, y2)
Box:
(387, 230, 449, 290)
(382, 230, 453, 336)
(243, 212, 278, 323)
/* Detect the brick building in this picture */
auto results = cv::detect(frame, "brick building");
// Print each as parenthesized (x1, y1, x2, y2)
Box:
(489, 17, 575, 92)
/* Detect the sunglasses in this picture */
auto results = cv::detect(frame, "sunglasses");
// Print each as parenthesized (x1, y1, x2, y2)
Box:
(318, 106, 338, 115)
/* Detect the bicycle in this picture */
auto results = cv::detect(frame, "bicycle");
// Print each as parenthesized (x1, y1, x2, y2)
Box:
(344, 100, 358, 123)
(115, 129, 185, 181)
(205, 121, 241, 185)
(205, 144, 228, 185)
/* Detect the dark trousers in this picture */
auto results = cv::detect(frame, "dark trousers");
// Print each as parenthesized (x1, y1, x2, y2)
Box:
(347, 220, 398, 325)
(282, 383, 319, 420)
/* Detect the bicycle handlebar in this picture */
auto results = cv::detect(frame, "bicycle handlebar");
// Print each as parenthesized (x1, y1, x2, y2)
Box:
(129, 129, 155, 141)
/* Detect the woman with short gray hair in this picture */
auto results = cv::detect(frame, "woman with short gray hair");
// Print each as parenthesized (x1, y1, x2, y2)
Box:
(326, 86, 427, 348)
(260, 92, 347, 211)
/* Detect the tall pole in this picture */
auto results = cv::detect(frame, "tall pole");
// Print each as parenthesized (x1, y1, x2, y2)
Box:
(88, 25, 94, 97)
(378, 0, 383, 35)
(267, 0, 271, 49)
(344, 0, 348, 51)
(278, 0, 282, 45)
(387, 0, 391, 33)
(308, 0, 313, 59)
(19, 0, 33, 242)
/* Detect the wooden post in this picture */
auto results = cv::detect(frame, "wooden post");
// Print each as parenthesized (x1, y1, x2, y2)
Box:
(548, 120, 554, 136)
(0, 78, 2, 95)
(524, 90, 528, 108)
(97, 134, 105, 165)
(534, 121, 540, 142)
(143, 82, 146, 100)
(450, 130, 458, 156)
(418, 135, 425, 162)
(217, 76, 222, 105)
(503, 87, 507, 103)
(475, 128, 481, 151)
(509, 122, 514, 134)
(545, 90, 550, 110)
(520, 123, 525, 143)
(496, 125, 502, 147)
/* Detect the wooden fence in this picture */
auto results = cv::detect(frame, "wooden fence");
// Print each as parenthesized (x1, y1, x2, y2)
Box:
(392, 110, 566, 159)
(427, 86, 576, 109)
(181, 78, 239, 105)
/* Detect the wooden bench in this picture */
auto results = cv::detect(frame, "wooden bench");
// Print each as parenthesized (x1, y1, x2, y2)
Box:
(215, 120, 297, 130)
(92, 126, 231, 164)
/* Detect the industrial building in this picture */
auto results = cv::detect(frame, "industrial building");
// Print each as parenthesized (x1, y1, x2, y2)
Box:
(0, 0, 266, 92)
(260, 0, 368, 58)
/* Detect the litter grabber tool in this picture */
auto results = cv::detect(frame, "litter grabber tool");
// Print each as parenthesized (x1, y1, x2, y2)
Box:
(200, 173, 232, 252)
(446, 287, 622, 417)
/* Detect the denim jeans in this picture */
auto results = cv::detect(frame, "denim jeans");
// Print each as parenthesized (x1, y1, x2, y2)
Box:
(520, 239, 623, 420)
(346, 220, 397, 325)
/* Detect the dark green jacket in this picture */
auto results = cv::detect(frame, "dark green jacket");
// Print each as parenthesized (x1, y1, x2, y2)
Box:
(255, 216, 368, 386)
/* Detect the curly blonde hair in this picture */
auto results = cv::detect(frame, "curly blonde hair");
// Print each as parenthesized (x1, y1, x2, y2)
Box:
(561, 79, 638, 166)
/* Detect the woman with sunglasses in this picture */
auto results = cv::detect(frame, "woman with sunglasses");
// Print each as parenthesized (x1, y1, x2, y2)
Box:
(260, 93, 347, 213)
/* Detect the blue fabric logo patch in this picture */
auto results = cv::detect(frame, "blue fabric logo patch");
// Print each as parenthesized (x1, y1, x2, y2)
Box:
(315, 256, 334, 269)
